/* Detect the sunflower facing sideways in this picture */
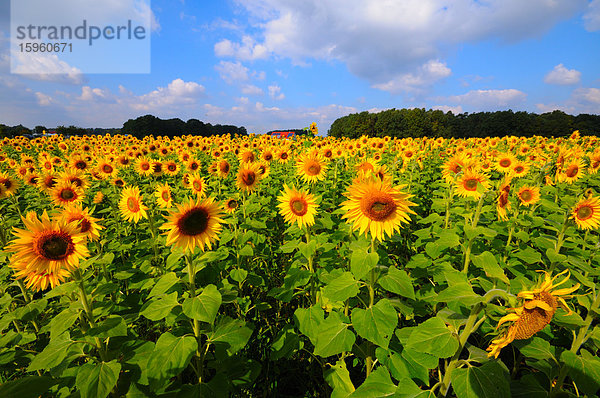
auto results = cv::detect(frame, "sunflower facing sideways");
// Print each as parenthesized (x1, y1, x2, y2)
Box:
(341, 177, 415, 241)
(277, 184, 318, 229)
(6, 211, 90, 291)
(59, 204, 103, 241)
(571, 194, 600, 230)
(487, 270, 579, 358)
(236, 163, 261, 192)
(155, 183, 174, 208)
(119, 186, 148, 223)
(161, 197, 224, 252)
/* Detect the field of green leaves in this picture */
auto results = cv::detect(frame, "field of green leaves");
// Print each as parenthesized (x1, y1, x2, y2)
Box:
(0, 132, 599, 397)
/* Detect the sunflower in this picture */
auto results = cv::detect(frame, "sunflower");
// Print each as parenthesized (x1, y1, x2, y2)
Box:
(164, 160, 179, 176)
(119, 186, 148, 223)
(454, 170, 490, 200)
(151, 161, 164, 177)
(571, 195, 600, 230)
(341, 177, 416, 241)
(59, 204, 103, 241)
(186, 159, 201, 173)
(161, 197, 224, 252)
(93, 191, 105, 204)
(58, 170, 89, 191)
(256, 162, 270, 179)
(276, 184, 318, 229)
(441, 155, 467, 183)
(276, 148, 291, 163)
(510, 161, 530, 178)
(495, 153, 517, 174)
(487, 270, 579, 358)
(517, 186, 540, 207)
(0, 172, 20, 196)
(497, 179, 511, 221)
(297, 154, 327, 184)
(238, 149, 256, 164)
(135, 157, 153, 176)
(224, 197, 239, 214)
(236, 163, 261, 192)
(188, 173, 206, 197)
(217, 160, 231, 178)
(155, 183, 174, 208)
(6, 211, 89, 291)
(37, 173, 58, 192)
(557, 159, 585, 184)
(50, 181, 84, 207)
(97, 159, 117, 179)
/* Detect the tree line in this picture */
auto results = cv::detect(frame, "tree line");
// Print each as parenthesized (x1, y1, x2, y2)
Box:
(328, 109, 600, 138)
(121, 115, 247, 138)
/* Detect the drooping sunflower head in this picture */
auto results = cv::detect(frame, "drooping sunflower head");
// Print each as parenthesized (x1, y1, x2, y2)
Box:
(341, 177, 416, 242)
(119, 186, 148, 223)
(276, 184, 318, 229)
(217, 160, 231, 177)
(487, 270, 579, 358)
(297, 153, 327, 184)
(571, 195, 600, 230)
(161, 197, 224, 252)
(6, 211, 89, 291)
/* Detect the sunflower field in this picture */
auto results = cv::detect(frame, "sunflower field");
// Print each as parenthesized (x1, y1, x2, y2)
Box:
(0, 131, 599, 398)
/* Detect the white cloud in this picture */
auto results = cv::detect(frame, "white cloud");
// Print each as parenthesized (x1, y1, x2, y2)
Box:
(372, 60, 451, 93)
(241, 84, 264, 95)
(447, 89, 527, 108)
(214, 36, 268, 60)
(584, 0, 600, 31)
(432, 105, 463, 114)
(132, 78, 205, 111)
(10, 52, 84, 84)
(79, 86, 111, 101)
(219, 0, 586, 89)
(35, 92, 54, 106)
(544, 64, 581, 85)
(215, 60, 249, 84)
(268, 84, 285, 100)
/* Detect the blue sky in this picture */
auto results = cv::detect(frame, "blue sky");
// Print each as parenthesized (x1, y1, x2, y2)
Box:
(1, 0, 599, 134)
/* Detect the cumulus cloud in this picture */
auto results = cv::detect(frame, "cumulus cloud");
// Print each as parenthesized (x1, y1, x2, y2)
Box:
(132, 78, 205, 111)
(372, 60, 451, 93)
(241, 84, 264, 95)
(10, 52, 84, 84)
(35, 92, 54, 106)
(268, 84, 285, 100)
(215, 61, 249, 84)
(539, 87, 600, 114)
(584, 0, 600, 31)
(446, 89, 527, 109)
(216, 0, 586, 91)
(432, 105, 463, 114)
(544, 64, 581, 85)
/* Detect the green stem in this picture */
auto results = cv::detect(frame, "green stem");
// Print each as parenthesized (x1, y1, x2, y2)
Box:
(185, 254, 203, 383)
(15, 280, 40, 333)
(365, 239, 378, 377)
(75, 270, 107, 362)
(444, 185, 454, 229)
(305, 229, 316, 304)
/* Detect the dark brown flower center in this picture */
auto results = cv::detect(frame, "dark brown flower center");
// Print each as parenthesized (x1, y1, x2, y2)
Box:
(242, 171, 256, 186)
(577, 205, 593, 220)
(361, 194, 397, 221)
(290, 198, 308, 216)
(514, 166, 524, 174)
(141, 162, 150, 170)
(168, 164, 176, 171)
(178, 207, 209, 236)
(161, 191, 170, 201)
(60, 189, 75, 200)
(306, 162, 321, 176)
(499, 159, 511, 168)
(102, 164, 113, 173)
(227, 199, 238, 209)
(37, 233, 73, 260)
(520, 190, 533, 201)
(193, 181, 202, 191)
(566, 166, 578, 178)
(127, 197, 140, 212)
(464, 178, 478, 191)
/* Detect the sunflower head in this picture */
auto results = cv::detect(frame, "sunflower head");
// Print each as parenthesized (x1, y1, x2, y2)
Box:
(236, 163, 261, 192)
(487, 270, 579, 358)
(161, 197, 224, 252)
(276, 184, 318, 229)
(51, 181, 84, 208)
(119, 186, 148, 223)
(297, 153, 327, 184)
(155, 183, 174, 208)
(517, 186, 541, 207)
(571, 195, 600, 230)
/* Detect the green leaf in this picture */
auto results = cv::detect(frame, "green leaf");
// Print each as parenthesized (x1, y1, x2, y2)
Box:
(322, 272, 360, 302)
(325, 359, 356, 398)
(514, 247, 542, 264)
(182, 284, 222, 324)
(350, 367, 397, 397)
(514, 337, 554, 360)
(378, 267, 415, 300)
(280, 239, 300, 253)
(406, 317, 459, 358)
(87, 315, 128, 338)
(351, 299, 398, 349)
(146, 333, 198, 389)
(435, 283, 482, 306)
(298, 239, 317, 260)
(50, 307, 80, 339)
(148, 272, 179, 298)
(230, 268, 248, 283)
(270, 325, 302, 361)
(471, 251, 509, 284)
(560, 350, 600, 396)
(207, 316, 253, 355)
(75, 360, 121, 398)
(166, 248, 184, 269)
(350, 248, 379, 280)
(28, 332, 76, 372)
(295, 305, 324, 345)
(314, 311, 356, 357)
(451, 361, 510, 398)
(140, 292, 179, 321)
(239, 244, 254, 257)
(0, 376, 57, 398)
